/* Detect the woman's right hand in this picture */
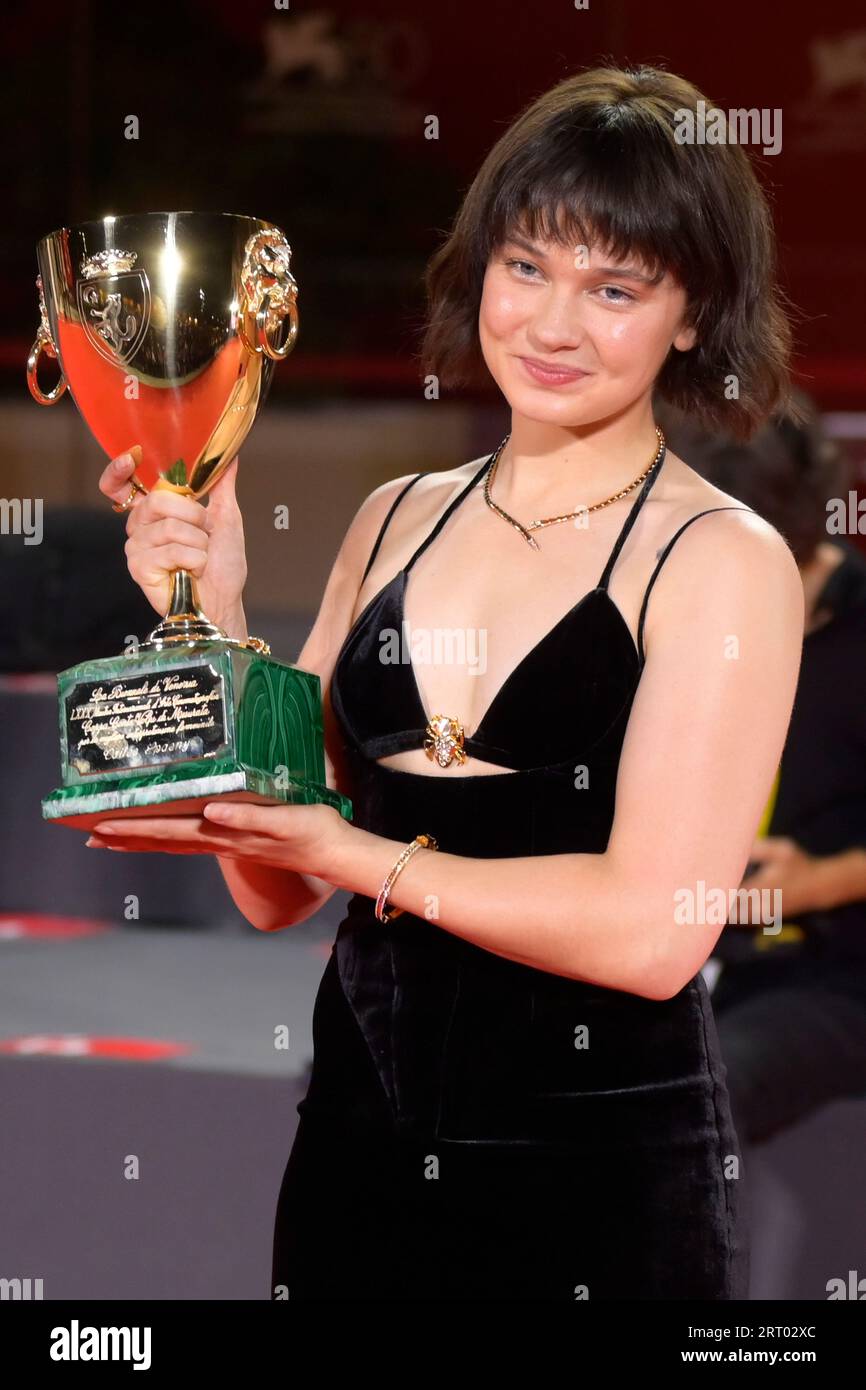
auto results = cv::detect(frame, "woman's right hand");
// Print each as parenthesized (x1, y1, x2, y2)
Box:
(98, 448, 249, 631)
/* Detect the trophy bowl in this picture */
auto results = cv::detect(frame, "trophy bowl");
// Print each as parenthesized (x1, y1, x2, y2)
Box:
(27, 211, 352, 828)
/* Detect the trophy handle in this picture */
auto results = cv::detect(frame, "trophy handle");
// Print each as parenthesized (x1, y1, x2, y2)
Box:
(238, 229, 300, 361)
(240, 287, 299, 361)
(254, 291, 298, 360)
(27, 333, 68, 405)
(27, 275, 68, 405)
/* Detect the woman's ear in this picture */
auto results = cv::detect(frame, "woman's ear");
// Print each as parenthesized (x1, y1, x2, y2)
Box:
(673, 322, 697, 352)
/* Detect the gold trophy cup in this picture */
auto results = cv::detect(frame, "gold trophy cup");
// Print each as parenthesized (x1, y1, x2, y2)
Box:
(28, 211, 352, 828)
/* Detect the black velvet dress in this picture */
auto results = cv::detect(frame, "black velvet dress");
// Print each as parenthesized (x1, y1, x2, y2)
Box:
(271, 443, 753, 1301)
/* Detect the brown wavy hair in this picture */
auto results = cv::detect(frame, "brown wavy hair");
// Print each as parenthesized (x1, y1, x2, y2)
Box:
(416, 63, 803, 441)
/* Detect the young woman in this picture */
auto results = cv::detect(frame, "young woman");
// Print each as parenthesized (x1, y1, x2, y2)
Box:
(93, 63, 804, 1299)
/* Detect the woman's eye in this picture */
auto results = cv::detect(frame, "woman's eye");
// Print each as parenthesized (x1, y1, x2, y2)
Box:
(502, 260, 636, 302)
(505, 258, 540, 279)
(596, 284, 635, 304)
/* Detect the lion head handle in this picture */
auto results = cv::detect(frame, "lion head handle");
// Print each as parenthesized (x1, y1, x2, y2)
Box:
(239, 229, 299, 360)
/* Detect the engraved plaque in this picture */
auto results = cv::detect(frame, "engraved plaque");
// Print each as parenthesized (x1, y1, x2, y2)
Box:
(64, 663, 227, 776)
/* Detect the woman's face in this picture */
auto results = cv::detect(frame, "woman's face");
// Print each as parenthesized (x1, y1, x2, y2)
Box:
(478, 227, 697, 426)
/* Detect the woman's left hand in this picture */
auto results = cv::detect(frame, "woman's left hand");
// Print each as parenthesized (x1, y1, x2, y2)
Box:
(86, 801, 350, 880)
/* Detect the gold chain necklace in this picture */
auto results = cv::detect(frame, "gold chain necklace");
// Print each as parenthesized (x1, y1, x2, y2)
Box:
(483, 426, 666, 550)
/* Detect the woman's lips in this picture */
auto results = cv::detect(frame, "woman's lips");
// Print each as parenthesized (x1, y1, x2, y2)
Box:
(518, 356, 590, 386)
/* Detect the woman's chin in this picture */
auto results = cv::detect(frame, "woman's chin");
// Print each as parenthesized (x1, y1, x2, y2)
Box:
(503, 381, 603, 423)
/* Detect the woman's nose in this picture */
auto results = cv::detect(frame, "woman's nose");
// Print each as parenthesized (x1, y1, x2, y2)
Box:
(526, 287, 588, 349)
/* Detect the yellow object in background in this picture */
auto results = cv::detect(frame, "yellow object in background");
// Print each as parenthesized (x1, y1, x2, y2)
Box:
(756, 764, 781, 838)
(751, 762, 805, 949)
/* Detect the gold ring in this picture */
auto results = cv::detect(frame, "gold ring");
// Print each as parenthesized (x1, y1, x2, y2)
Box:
(111, 478, 147, 512)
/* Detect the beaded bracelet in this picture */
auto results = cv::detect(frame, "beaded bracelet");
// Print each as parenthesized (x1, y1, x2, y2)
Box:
(375, 833, 439, 923)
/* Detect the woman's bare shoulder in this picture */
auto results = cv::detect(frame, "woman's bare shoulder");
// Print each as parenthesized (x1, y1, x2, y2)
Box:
(660, 447, 755, 516)
(656, 447, 799, 558)
(338, 454, 485, 593)
(659, 447, 795, 555)
(413, 454, 491, 496)
(360, 454, 487, 537)
(642, 447, 804, 649)
(367, 453, 486, 507)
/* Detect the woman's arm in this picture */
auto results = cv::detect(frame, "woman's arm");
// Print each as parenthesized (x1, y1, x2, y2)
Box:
(213, 716, 345, 931)
(320, 512, 805, 999)
(212, 473, 423, 931)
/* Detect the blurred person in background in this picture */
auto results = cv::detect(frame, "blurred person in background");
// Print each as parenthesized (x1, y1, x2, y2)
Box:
(657, 392, 866, 1146)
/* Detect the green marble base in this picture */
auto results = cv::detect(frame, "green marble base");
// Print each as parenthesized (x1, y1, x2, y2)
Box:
(42, 642, 353, 830)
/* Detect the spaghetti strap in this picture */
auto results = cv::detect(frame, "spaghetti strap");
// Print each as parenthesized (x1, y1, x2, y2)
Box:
(361, 473, 425, 583)
(597, 443, 667, 592)
(404, 452, 496, 574)
(637, 506, 754, 664)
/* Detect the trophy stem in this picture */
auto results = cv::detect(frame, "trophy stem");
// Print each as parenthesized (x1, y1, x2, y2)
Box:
(138, 568, 245, 651)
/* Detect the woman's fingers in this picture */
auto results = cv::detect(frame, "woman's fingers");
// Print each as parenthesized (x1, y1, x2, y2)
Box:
(86, 814, 247, 855)
(206, 456, 240, 513)
(201, 802, 299, 837)
(126, 489, 212, 537)
(91, 815, 230, 840)
(87, 838, 212, 855)
(83, 804, 341, 877)
(91, 809, 290, 841)
(125, 516, 210, 554)
(89, 804, 312, 848)
(128, 541, 209, 576)
(98, 446, 142, 505)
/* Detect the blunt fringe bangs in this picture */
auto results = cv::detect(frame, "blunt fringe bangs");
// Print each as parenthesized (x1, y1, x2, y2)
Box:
(417, 63, 802, 441)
